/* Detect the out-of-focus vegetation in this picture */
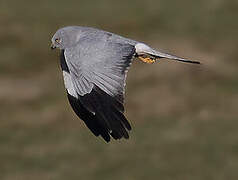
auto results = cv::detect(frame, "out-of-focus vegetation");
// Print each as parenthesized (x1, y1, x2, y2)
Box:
(0, 0, 238, 179)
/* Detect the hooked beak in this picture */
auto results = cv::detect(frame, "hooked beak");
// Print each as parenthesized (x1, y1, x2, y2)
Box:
(51, 43, 56, 50)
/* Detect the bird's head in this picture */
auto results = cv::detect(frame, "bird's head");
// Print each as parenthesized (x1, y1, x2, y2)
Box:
(51, 26, 82, 50)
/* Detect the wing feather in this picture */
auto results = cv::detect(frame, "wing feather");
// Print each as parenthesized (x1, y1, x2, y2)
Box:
(61, 39, 135, 142)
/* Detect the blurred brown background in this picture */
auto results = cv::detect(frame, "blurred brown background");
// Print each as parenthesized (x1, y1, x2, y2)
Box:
(1, 0, 238, 179)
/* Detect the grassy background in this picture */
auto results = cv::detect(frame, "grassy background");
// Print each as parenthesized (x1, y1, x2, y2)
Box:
(1, 0, 238, 179)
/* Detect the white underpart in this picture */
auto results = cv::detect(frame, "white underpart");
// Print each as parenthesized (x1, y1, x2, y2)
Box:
(62, 71, 78, 98)
(135, 43, 154, 55)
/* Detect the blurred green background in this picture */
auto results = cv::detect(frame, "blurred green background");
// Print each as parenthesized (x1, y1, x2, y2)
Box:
(1, 0, 238, 179)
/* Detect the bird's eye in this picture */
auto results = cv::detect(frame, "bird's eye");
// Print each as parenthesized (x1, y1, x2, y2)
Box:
(55, 38, 60, 43)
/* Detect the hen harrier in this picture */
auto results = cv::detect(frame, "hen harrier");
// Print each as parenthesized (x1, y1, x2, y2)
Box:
(51, 26, 200, 142)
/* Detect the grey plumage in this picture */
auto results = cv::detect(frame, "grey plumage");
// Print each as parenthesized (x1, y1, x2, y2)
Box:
(51, 26, 200, 142)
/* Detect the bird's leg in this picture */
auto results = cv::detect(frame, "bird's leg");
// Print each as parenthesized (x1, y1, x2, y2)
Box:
(137, 54, 156, 64)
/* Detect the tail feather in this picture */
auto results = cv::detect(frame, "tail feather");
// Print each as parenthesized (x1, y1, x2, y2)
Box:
(153, 51, 201, 64)
(135, 43, 201, 64)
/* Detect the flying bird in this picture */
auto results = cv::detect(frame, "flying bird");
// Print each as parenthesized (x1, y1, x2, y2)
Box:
(51, 26, 200, 142)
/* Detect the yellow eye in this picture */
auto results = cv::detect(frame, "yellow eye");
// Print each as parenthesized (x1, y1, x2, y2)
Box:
(55, 38, 60, 43)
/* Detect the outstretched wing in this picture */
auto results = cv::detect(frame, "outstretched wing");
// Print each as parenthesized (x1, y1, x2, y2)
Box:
(61, 38, 136, 142)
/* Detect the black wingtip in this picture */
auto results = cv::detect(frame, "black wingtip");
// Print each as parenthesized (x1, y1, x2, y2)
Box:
(69, 86, 132, 143)
(101, 134, 111, 143)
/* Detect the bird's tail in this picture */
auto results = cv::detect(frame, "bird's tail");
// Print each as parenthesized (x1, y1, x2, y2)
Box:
(151, 51, 201, 64)
(135, 43, 201, 64)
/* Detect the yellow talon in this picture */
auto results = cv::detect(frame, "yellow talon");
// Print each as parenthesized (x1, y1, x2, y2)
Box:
(138, 56, 156, 64)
